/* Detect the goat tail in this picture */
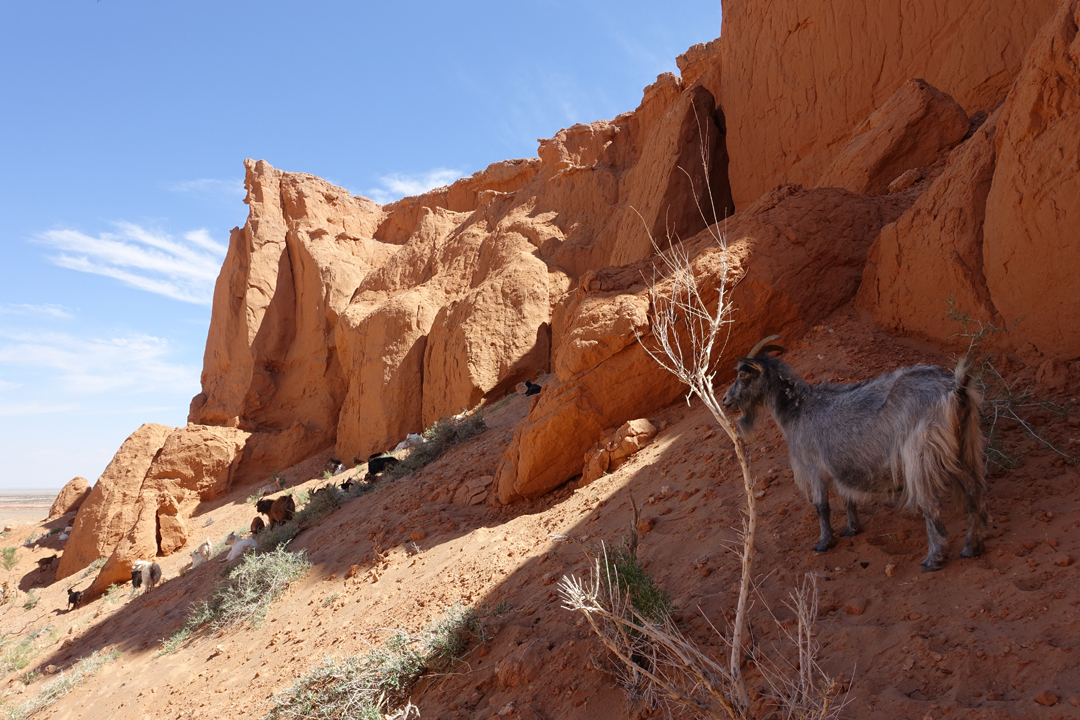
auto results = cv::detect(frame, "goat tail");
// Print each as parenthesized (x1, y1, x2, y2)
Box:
(953, 354, 987, 506)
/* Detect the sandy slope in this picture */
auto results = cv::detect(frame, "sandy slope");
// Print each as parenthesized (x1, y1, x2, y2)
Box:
(1, 306, 1078, 719)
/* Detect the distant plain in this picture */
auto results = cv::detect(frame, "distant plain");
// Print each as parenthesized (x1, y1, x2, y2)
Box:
(0, 489, 60, 527)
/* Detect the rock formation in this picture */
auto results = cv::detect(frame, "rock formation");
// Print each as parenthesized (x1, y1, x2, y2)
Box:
(706, 0, 1059, 207)
(56, 424, 173, 580)
(48, 476, 91, 520)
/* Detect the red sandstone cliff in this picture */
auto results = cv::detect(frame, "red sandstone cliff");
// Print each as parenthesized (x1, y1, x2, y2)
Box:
(64, 0, 1080, 600)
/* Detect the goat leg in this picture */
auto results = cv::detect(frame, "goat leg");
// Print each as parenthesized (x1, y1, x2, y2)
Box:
(840, 498, 863, 537)
(960, 482, 988, 559)
(921, 512, 949, 572)
(813, 500, 836, 552)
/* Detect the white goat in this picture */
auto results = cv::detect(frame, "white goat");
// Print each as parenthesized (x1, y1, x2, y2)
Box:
(224, 538, 256, 562)
(131, 559, 162, 595)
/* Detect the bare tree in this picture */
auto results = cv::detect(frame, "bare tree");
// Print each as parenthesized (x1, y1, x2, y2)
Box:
(637, 217, 760, 711)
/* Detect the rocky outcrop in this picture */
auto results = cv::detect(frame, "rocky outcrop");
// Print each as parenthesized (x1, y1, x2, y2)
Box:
(48, 477, 91, 520)
(84, 424, 248, 597)
(582, 419, 659, 485)
(820, 79, 970, 195)
(496, 185, 910, 502)
(983, 0, 1080, 359)
(858, 111, 1001, 339)
(708, 0, 1059, 207)
(56, 424, 173, 580)
(859, 0, 1080, 360)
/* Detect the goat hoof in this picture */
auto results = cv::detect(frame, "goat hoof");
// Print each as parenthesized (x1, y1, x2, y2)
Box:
(840, 528, 862, 537)
(921, 564, 943, 573)
(960, 544, 984, 559)
(812, 542, 834, 553)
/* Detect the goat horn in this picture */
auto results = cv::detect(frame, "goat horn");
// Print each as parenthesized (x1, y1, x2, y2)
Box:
(747, 334, 781, 359)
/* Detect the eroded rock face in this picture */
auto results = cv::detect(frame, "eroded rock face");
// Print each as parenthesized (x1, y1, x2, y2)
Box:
(497, 186, 909, 502)
(190, 160, 392, 472)
(85, 425, 248, 598)
(711, 0, 1058, 207)
(48, 477, 91, 520)
(56, 424, 173, 580)
(984, 0, 1080, 358)
(821, 79, 970, 195)
(858, 110, 1002, 339)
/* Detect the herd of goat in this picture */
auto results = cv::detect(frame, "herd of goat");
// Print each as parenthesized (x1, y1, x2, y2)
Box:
(51, 348, 991, 618)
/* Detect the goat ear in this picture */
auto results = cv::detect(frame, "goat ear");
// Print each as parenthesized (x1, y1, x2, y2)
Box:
(736, 357, 763, 374)
(759, 344, 786, 357)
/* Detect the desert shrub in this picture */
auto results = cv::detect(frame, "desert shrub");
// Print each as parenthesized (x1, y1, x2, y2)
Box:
(267, 603, 506, 720)
(0, 648, 119, 720)
(22, 591, 39, 611)
(160, 546, 310, 654)
(386, 413, 487, 480)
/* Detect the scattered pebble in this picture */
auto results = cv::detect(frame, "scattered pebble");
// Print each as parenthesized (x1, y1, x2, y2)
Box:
(885, 563, 896, 577)
(1034, 691, 1059, 706)
(845, 598, 868, 616)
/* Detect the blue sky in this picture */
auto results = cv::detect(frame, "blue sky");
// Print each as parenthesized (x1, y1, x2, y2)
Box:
(0, 1, 722, 490)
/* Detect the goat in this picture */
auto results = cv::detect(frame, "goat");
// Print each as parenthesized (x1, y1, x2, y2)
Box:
(131, 559, 162, 594)
(190, 550, 207, 569)
(721, 335, 988, 572)
(365, 453, 399, 475)
(524, 379, 542, 396)
(224, 537, 257, 562)
(67, 587, 83, 611)
(195, 538, 212, 561)
(255, 498, 274, 516)
(325, 458, 346, 475)
(251, 516, 266, 535)
(37, 554, 59, 572)
(267, 495, 296, 528)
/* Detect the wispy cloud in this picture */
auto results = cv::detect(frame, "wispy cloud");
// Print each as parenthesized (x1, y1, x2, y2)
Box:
(0, 379, 23, 391)
(0, 329, 200, 397)
(0, 303, 73, 319)
(365, 168, 463, 205)
(35, 222, 227, 305)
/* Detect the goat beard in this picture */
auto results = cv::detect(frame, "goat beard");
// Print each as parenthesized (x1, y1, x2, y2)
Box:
(736, 406, 758, 442)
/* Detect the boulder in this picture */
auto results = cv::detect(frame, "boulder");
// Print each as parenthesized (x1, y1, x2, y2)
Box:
(55, 423, 173, 580)
(144, 425, 250, 501)
(48, 476, 91, 520)
(582, 419, 659, 485)
(820, 79, 970, 195)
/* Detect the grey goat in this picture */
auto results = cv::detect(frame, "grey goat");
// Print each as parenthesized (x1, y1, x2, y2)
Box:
(721, 335, 988, 572)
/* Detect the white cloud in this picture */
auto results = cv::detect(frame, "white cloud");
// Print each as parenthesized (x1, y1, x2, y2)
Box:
(0, 303, 73, 319)
(36, 222, 227, 305)
(0, 379, 23, 391)
(0, 329, 200, 396)
(365, 168, 463, 205)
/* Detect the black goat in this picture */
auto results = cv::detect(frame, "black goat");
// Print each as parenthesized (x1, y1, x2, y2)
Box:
(721, 335, 987, 572)
(524, 379, 542, 396)
(366, 453, 399, 475)
(67, 587, 83, 611)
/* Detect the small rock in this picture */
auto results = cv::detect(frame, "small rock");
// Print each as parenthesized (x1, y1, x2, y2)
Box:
(541, 572, 557, 585)
(885, 564, 896, 577)
(844, 598, 868, 616)
(1023, 540, 1038, 550)
(1053, 554, 1073, 567)
(410, 530, 426, 542)
(888, 168, 922, 193)
(43, 665, 58, 675)
(987, 692, 1002, 701)
(1034, 691, 1058, 706)
(346, 564, 361, 579)
(637, 516, 657, 534)
(1069, 696, 1080, 707)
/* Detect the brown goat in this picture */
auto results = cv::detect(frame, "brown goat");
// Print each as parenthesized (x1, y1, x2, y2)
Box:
(251, 516, 266, 535)
(37, 554, 59, 572)
(255, 498, 274, 515)
(268, 495, 296, 528)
